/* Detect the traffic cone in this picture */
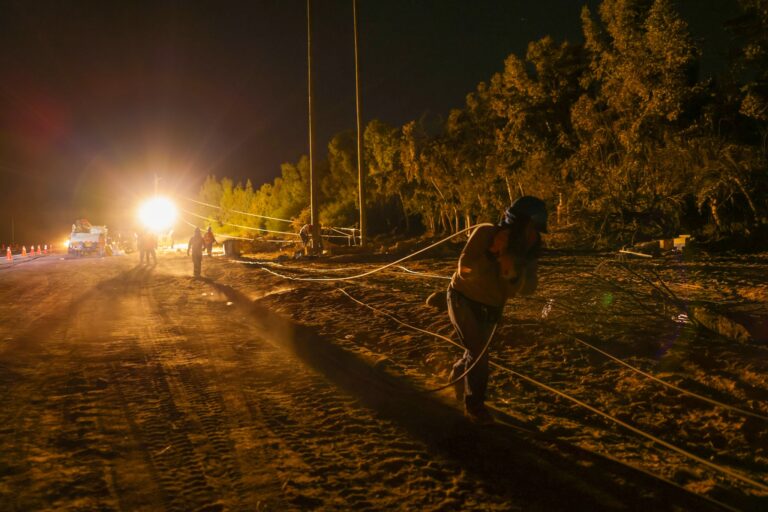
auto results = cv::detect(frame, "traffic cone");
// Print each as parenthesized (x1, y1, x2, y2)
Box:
(37, 245, 41, 255)
(43, 244, 48, 254)
(22, 246, 27, 257)
(6, 247, 11, 261)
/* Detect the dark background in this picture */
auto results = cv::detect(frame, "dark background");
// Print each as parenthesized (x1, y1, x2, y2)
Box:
(0, 0, 738, 242)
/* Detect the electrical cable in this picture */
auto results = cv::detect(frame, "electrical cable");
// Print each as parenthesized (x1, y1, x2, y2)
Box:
(240, 238, 767, 421)
(395, 265, 451, 280)
(554, 328, 768, 421)
(382, 263, 768, 420)
(182, 196, 293, 224)
(237, 224, 487, 282)
(334, 288, 768, 493)
(337, 288, 495, 395)
(183, 196, 362, 235)
(180, 216, 254, 241)
(182, 209, 299, 237)
(222, 230, 768, 492)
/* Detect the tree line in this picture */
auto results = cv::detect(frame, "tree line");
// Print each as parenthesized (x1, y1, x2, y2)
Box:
(198, 0, 767, 248)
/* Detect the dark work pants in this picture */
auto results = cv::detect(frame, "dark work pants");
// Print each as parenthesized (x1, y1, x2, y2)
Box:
(447, 288, 501, 409)
(193, 254, 202, 276)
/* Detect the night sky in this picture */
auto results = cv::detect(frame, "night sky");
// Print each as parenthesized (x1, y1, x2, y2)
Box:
(0, 0, 737, 242)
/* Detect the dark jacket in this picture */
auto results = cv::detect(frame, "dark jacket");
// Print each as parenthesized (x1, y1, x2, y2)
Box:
(188, 234, 204, 257)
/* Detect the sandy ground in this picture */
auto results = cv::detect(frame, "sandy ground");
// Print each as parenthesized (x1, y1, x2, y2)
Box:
(0, 249, 766, 511)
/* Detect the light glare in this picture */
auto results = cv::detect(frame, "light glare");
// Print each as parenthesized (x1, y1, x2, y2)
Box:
(138, 197, 177, 232)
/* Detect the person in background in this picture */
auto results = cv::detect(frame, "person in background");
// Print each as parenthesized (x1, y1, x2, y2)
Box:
(299, 224, 312, 253)
(145, 231, 158, 265)
(137, 231, 147, 264)
(203, 227, 217, 257)
(187, 227, 204, 277)
(447, 196, 547, 424)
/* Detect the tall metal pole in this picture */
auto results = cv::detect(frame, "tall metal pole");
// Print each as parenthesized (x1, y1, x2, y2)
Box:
(353, 0, 365, 247)
(307, 0, 320, 253)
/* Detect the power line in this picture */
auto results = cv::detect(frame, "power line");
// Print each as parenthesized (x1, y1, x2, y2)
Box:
(182, 197, 293, 224)
(182, 209, 299, 237)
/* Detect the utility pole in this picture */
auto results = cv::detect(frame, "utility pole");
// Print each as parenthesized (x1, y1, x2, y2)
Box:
(353, 0, 366, 247)
(307, 0, 320, 253)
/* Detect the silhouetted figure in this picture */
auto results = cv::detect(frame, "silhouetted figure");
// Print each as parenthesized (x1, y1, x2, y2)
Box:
(147, 232, 158, 264)
(137, 231, 147, 264)
(188, 228, 204, 277)
(299, 224, 311, 246)
(203, 227, 217, 257)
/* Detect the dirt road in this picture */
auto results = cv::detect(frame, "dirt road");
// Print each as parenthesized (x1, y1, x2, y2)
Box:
(0, 254, 755, 510)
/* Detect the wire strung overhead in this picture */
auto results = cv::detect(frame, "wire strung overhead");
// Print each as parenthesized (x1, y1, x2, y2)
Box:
(182, 208, 299, 237)
(182, 196, 360, 239)
(182, 197, 293, 224)
(179, 217, 255, 241)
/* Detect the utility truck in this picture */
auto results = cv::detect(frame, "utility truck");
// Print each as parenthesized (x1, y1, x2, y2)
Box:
(68, 219, 107, 257)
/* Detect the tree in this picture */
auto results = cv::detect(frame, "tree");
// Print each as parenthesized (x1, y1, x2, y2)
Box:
(570, 0, 700, 243)
(364, 119, 410, 232)
(489, 36, 584, 220)
(321, 131, 359, 229)
(728, 0, 768, 123)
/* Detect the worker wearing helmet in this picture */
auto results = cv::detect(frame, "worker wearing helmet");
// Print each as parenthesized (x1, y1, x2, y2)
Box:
(447, 196, 547, 424)
(203, 227, 217, 257)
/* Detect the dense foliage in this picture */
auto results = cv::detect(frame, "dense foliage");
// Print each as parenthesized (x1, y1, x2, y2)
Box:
(198, 0, 767, 247)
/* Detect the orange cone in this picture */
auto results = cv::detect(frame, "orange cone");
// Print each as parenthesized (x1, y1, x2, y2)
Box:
(22, 246, 27, 257)
(37, 245, 41, 255)
(43, 244, 48, 254)
(6, 247, 11, 261)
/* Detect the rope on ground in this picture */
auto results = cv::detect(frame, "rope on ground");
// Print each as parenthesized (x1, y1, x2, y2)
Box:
(240, 246, 767, 422)
(395, 265, 452, 280)
(337, 288, 491, 395)
(382, 264, 768, 420)
(231, 251, 768, 490)
(554, 328, 768, 421)
(236, 224, 487, 282)
(335, 288, 768, 494)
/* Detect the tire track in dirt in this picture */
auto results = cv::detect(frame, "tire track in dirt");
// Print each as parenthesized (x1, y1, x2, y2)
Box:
(101, 270, 243, 511)
(3, 255, 752, 510)
(0, 258, 140, 511)
(240, 366, 472, 510)
(209, 256, 755, 511)
(151, 270, 522, 511)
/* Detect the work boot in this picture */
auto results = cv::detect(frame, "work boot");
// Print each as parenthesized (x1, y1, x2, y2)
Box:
(464, 404, 495, 425)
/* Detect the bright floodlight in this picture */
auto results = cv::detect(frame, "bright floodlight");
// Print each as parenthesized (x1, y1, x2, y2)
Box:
(138, 196, 177, 232)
